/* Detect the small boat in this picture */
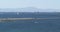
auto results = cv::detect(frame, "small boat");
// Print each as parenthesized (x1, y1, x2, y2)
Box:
(34, 22, 39, 23)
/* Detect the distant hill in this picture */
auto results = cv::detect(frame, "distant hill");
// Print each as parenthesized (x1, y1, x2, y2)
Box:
(0, 7, 60, 12)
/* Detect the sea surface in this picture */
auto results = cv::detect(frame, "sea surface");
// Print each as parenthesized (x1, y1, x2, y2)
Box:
(0, 12, 60, 32)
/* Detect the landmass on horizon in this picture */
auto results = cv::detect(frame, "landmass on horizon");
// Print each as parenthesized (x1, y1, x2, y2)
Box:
(0, 7, 60, 12)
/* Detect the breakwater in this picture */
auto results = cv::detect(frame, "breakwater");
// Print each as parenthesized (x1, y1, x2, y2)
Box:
(0, 18, 59, 21)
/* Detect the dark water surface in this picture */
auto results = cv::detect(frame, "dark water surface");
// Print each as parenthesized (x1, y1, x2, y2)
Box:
(0, 12, 60, 32)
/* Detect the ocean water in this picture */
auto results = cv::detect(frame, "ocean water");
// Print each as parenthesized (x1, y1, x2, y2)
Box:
(0, 12, 60, 32)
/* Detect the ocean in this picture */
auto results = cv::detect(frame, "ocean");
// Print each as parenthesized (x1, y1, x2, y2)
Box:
(0, 12, 60, 32)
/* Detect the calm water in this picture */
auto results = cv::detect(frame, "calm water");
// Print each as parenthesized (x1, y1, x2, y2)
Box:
(0, 12, 60, 32)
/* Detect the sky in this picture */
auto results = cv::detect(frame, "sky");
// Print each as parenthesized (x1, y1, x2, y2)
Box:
(0, 0, 60, 9)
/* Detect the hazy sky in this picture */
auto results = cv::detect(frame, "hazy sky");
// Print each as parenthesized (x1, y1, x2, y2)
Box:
(0, 0, 60, 9)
